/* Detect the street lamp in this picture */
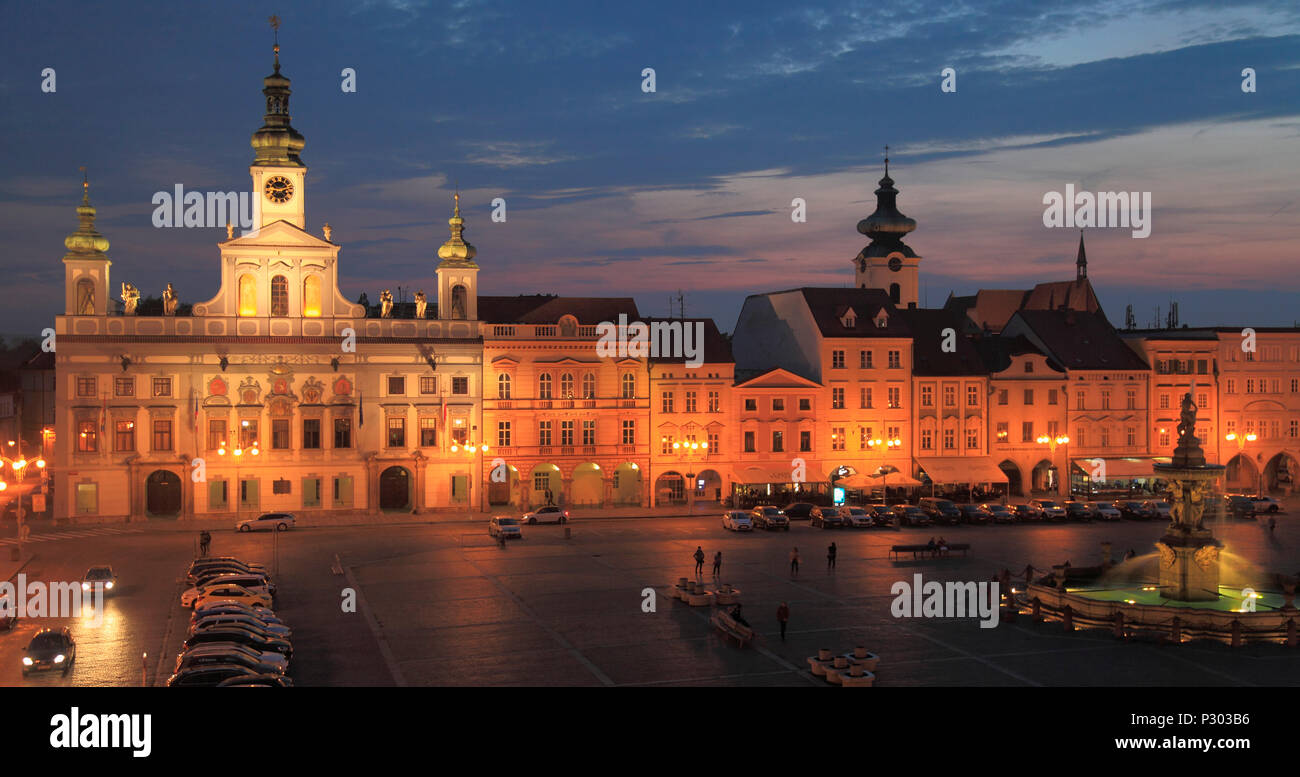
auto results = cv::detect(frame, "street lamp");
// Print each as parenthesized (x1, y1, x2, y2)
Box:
(1, 439, 45, 559)
(450, 440, 490, 514)
(1224, 432, 1259, 494)
(1036, 434, 1070, 495)
(217, 420, 259, 520)
(662, 437, 709, 507)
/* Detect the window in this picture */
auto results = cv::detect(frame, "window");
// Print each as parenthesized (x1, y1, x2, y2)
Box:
(943, 386, 956, 407)
(115, 420, 135, 452)
(921, 386, 934, 407)
(1101, 427, 1110, 447)
(1126, 426, 1136, 446)
(497, 374, 511, 399)
(238, 274, 256, 316)
(152, 377, 172, 398)
(1159, 430, 1170, 448)
(1022, 421, 1034, 443)
(708, 391, 720, 412)
(333, 476, 354, 508)
(967, 385, 979, 407)
(209, 480, 228, 510)
(452, 426, 468, 446)
(303, 418, 321, 449)
(1159, 394, 1169, 410)
(685, 391, 697, 413)
(1024, 361, 1034, 374)
(800, 430, 812, 452)
(114, 376, 134, 397)
(152, 419, 173, 451)
(1226, 379, 1235, 394)
(450, 285, 468, 319)
(860, 387, 872, 408)
(239, 421, 258, 449)
(208, 419, 225, 450)
(799, 397, 811, 412)
(582, 420, 595, 446)
(772, 398, 785, 412)
(1076, 390, 1086, 410)
(1197, 393, 1208, 409)
(860, 350, 873, 369)
(888, 350, 901, 369)
(1048, 421, 1060, 438)
(303, 275, 321, 317)
(1197, 359, 1207, 374)
(1048, 389, 1058, 405)
(420, 376, 438, 395)
(419, 418, 437, 447)
(860, 427, 872, 449)
(302, 478, 321, 508)
(497, 421, 512, 447)
(387, 376, 405, 396)
(744, 398, 757, 412)
(560, 420, 574, 446)
(921, 428, 933, 450)
(1291, 420, 1298, 439)
(76, 376, 97, 398)
(888, 387, 901, 409)
(76, 279, 96, 315)
(560, 373, 574, 399)
(272, 419, 290, 449)
(271, 275, 288, 317)
(75, 483, 97, 514)
(832, 387, 845, 409)
(1100, 392, 1111, 410)
(661, 391, 674, 413)
(997, 390, 1008, 406)
(386, 417, 405, 447)
(831, 350, 845, 369)
(660, 434, 675, 455)
(772, 431, 784, 452)
(334, 418, 352, 449)
(1126, 389, 1136, 410)
(744, 431, 756, 452)
(996, 422, 1008, 442)
(621, 374, 636, 399)
(707, 430, 718, 453)
(576, 372, 593, 399)
(452, 377, 468, 395)
(538, 421, 552, 447)
(830, 428, 844, 451)
(1292, 378, 1299, 394)
(943, 428, 955, 450)
(966, 428, 979, 450)
(1023, 389, 1034, 405)
(621, 420, 635, 445)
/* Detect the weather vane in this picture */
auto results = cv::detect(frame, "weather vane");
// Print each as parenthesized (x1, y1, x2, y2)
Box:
(883, 144, 890, 174)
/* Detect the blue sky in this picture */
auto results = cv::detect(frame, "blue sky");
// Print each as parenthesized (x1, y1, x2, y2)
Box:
(1, 0, 1298, 336)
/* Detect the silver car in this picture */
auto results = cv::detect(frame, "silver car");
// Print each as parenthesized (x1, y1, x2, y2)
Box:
(237, 512, 296, 532)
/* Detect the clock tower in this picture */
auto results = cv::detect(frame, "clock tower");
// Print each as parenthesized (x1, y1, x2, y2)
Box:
(248, 33, 306, 231)
(853, 152, 920, 308)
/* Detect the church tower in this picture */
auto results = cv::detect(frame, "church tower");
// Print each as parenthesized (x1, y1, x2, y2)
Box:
(62, 173, 111, 316)
(853, 151, 920, 308)
(436, 193, 479, 321)
(248, 20, 306, 231)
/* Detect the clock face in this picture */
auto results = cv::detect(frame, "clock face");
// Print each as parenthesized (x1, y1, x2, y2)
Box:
(888, 257, 902, 272)
(264, 176, 294, 203)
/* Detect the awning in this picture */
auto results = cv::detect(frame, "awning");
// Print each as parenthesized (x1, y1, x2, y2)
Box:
(915, 457, 1009, 484)
(1071, 457, 1171, 479)
(841, 471, 923, 488)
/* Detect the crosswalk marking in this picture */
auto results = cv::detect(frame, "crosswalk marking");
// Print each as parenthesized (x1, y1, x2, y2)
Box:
(0, 526, 146, 547)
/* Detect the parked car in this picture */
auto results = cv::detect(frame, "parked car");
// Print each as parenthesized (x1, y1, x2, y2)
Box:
(1064, 501, 1095, 521)
(782, 502, 817, 520)
(896, 505, 932, 526)
(1011, 504, 1043, 522)
(749, 505, 789, 530)
(186, 558, 267, 585)
(182, 575, 275, 608)
(1030, 499, 1067, 521)
(957, 504, 992, 525)
(192, 602, 285, 627)
(189, 584, 274, 611)
(1090, 502, 1122, 521)
(1113, 500, 1154, 520)
(982, 503, 1016, 523)
(1225, 494, 1257, 519)
(809, 506, 845, 528)
(488, 516, 522, 539)
(0, 594, 15, 631)
(183, 627, 292, 658)
(842, 507, 874, 528)
(217, 673, 295, 687)
(175, 642, 288, 675)
(237, 512, 296, 532)
(1142, 500, 1172, 520)
(22, 628, 76, 676)
(167, 664, 263, 687)
(522, 505, 569, 524)
(721, 511, 754, 531)
(81, 565, 117, 594)
(191, 613, 292, 639)
(918, 498, 961, 525)
(1247, 495, 1281, 513)
(869, 504, 899, 526)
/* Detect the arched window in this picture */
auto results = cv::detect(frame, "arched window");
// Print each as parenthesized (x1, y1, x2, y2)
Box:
(538, 373, 553, 399)
(302, 275, 321, 317)
(889, 283, 901, 304)
(238, 274, 257, 316)
(621, 373, 636, 399)
(498, 373, 512, 399)
(76, 278, 95, 315)
(582, 372, 596, 399)
(271, 275, 288, 317)
(451, 285, 468, 319)
(560, 373, 574, 398)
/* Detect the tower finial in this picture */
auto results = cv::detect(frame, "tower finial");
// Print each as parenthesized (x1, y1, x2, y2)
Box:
(883, 144, 889, 176)
(1076, 229, 1087, 280)
(79, 166, 89, 204)
(453, 189, 460, 218)
(269, 15, 281, 71)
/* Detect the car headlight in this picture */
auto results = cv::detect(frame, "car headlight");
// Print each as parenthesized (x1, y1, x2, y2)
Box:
(105, 581, 113, 589)
(54, 654, 65, 664)
(22, 657, 33, 666)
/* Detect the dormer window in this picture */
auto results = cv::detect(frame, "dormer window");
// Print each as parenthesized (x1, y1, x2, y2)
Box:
(874, 310, 888, 329)
(840, 309, 857, 329)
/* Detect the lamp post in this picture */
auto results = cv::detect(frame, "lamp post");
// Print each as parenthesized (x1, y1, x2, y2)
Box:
(1224, 432, 1258, 495)
(866, 436, 902, 499)
(216, 420, 259, 520)
(2, 439, 46, 559)
(450, 439, 490, 516)
(1036, 434, 1070, 496)
(662, 437, 708, 509)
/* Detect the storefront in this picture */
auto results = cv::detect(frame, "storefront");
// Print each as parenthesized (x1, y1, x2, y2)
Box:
(914, 457, 1010, 502)
(1070, 457, 1171, 497)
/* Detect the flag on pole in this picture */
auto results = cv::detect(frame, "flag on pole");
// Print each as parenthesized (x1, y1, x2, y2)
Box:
(358, 388, 364, 428)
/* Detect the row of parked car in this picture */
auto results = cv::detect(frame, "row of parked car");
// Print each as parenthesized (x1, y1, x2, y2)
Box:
(724, 493, 1278, 531)
(167, 556, 294, 687)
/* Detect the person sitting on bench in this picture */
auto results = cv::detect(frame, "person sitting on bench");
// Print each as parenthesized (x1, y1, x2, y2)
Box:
(936, 537, 949, 557)
(926, 537, 937, 556)
(730, 604, 750, 628)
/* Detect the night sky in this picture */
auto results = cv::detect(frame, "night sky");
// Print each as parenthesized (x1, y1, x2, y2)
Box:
(1, 0, 1298, 338)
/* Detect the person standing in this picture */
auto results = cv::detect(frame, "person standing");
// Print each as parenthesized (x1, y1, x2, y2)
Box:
(776, 602, 790, 641)
(198, 530, 211, 557)
(789, 547, 800, 577)
(712, 551, 722, 578)
(694, 546, 706, 577)
(827, 541, 837, 573)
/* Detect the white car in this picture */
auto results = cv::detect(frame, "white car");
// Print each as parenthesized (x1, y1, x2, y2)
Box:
(81, 565, 117, 594)
(181, 573, 274, 607)
(175, 643, 287, 675)
(842, 507, 874, 528)
(187, 584, 273, 611)
(488, 516, 522, 539)
(1031, 499, 1067, 520)
(192, 602, 284, 626)
(521, 505, 569, 524)
(237, 512, 296, 532)
(1089, 502, 1122, 521)
(721, 511, 754, 531)
(1249, 495, 1281, 513)
(190, 613, 292, 639)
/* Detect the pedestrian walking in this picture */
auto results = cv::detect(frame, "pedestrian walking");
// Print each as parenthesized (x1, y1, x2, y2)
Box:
(827, 541, 837, 572)
(789, 547, 800, 577)
(776, 602, 790, 642)
(712, 551, 722, 578)
(198, 530, 211, 557)
(694, 546, 706, 576)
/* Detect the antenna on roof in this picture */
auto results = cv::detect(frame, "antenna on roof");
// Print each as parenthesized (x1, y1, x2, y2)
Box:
(1125, 304, 1136, 330)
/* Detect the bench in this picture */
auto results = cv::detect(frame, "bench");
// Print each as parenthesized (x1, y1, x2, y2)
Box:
(711, 609, 755, 647)
(889, 543, 971, 559)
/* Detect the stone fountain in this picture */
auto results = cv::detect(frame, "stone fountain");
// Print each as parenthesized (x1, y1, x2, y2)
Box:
(1151, 389, 1223, 601)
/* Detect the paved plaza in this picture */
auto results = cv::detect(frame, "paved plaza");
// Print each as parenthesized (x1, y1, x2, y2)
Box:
(2, 510, 1298, 687)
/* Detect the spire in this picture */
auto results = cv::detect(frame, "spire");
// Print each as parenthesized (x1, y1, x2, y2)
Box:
(250, 16, 305, 167)
(64, 170, 110, 259)
(437, 192, 477, 264)
(1076, 230, 1087, 280)
(856, 149, 916, 242)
